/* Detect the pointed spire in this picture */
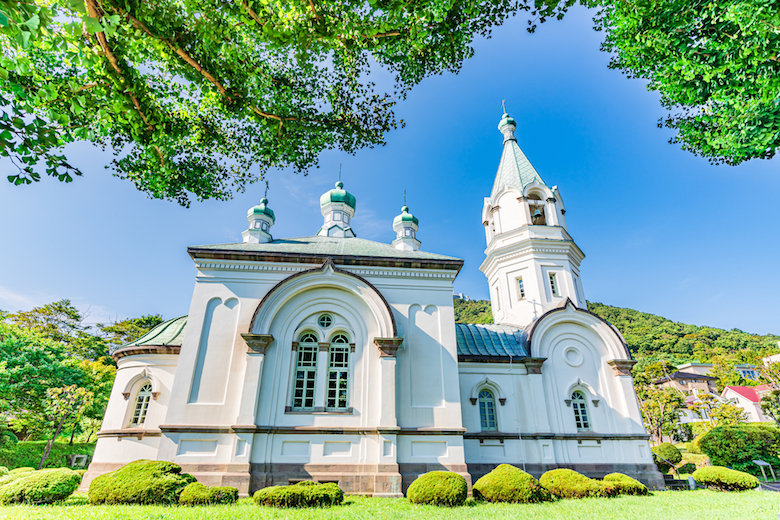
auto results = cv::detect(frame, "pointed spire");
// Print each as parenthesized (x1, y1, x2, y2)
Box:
(491, 112, 547, 199)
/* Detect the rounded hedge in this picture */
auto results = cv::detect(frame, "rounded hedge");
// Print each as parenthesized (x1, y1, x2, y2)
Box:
(179, 482, 238, 506)
(9, 467, 35, 475)
(0, 467, 8, 477)
(540, 469, 615, 499)
(602, 473, 648, 496)
(698, 425, 780, 477)
(88, 460, 196, 505)
(688, 436, 704, 454)
(678, 463, 697, 475)
(407, 471, 468, 507)
(0, 468, 80, 505)
(253, 481, 344, 507)
(692, 466, 760, 492)
(472, 464, 552, 503)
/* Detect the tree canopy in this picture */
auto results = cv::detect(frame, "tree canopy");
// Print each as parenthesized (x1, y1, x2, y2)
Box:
(1, 0, 524, 205)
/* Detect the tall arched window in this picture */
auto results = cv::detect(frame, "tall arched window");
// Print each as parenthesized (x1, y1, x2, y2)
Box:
(293, 333, 318, 410)
(478, 389, 497, 431)
(130, 383, 152, 427)
(327, 334, 350, 410)
(572, 391, 591, 431)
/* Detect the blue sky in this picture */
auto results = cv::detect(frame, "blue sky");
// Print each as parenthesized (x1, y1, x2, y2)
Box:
(1, 7, 778, 335)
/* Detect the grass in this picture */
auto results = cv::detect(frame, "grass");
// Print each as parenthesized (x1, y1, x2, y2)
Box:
(0, 490, 777, 519)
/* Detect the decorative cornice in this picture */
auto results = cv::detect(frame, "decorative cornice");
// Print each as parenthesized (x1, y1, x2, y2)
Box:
(96, 428, 162, 439)
(241, 333, 274, 355)
(113, 345, 180, 361)
(158, 425, 462, 436)
(189, 248, 464, 272)
(463, 432, 651, 441)
(374, 337, 404, 357)
(607, 359, 637, 377)
(521, 357, 547, 374)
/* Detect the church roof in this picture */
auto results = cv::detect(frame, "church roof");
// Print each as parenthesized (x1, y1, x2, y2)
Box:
(121, 316, 188, 348)
(491, 115, 547, 198)
(455, 323, 529, 360)
(189, 236, 463, 270)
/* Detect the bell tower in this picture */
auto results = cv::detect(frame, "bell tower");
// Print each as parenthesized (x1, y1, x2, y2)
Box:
(480, 113, 587, 327)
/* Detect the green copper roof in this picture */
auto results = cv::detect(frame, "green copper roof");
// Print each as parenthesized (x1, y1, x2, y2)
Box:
(491, 115, 547, 198)
(191, 236, 460, 262)
(320, 181, 357, 209)
(249, 197, 275, 222)
(456, 323, 529, 359)
(393, 206, 419, 226)
(121, 316, 188, 348)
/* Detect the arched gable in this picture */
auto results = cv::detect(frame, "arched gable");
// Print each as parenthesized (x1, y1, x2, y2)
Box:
(249, 258, 396, 338)
(527, 299, 631, 360)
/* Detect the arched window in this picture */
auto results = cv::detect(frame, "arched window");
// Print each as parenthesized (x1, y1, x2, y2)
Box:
(478, 389, 497, 431)
(130, 383, 153, 427)
(572, 391, 590, 431)
(293, 333, 318, 410)
(327, 333, 350, 410)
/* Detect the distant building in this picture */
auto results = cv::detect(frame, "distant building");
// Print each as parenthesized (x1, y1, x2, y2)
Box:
(453, 293, 471, 301)
(653, 372, 718, 396)
(676, 362, 759, 381)
(721, 385, 771, 423)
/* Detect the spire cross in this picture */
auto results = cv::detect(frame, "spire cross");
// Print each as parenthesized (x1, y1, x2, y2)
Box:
(339, 164, 342, 182)
(501, 99, 506, 114)
(264, 180, 269, 198)
(404, 189, 406, 207)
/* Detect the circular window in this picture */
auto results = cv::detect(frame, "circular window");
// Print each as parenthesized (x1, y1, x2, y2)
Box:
(564, 347, 583, 367)
(318, 314, 333, 328)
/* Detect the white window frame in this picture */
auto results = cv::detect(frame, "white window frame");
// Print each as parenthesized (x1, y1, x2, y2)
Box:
(571, 391, 591, 431)
(478, 389, 498, 431)
(130, 383, 153, 427)
(549, 272, 559, 297)
(292, 334, 318, 411)
(326, 333, 350, 411)
(516, 277, 525, 300)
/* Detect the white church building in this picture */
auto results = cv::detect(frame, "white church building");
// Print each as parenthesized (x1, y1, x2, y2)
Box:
(83, 114, 663, 495)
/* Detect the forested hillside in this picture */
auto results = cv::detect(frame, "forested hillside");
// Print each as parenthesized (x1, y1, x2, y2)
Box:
(453, 298, 780, 365)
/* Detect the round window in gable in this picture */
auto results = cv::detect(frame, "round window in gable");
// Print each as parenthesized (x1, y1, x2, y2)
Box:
(318, 314, 333, 328)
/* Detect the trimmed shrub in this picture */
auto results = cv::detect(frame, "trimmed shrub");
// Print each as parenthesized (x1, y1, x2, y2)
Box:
(0, 468, 80, 504)
(540, 469, 616, 499)
(253, 481, 344, 507)
(692, 466, 759, 492)
(678, 463, 697, 475)
(602, 473, 648, 496)
(472, 464, 552, 503)
(88, 460, 196, 505)
(0, 467, 8, 476)
(407, 471, 468, 507)
(698, 425, 780, 477)
(651, 443, 682, 473)
(688, 436, 704, 454)
(9, 467, 35, 474)
(179, 482, 238, 506)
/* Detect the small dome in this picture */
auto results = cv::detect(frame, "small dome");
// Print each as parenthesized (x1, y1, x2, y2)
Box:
(393, 205, 419, 226)
(498, 113, 516, 131)
(248, 197, 275, 222)
(320, 181, 357, 209)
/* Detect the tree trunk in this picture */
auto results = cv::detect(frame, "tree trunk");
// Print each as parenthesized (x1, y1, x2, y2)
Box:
(69, 420, 77, 446)
(38, 413, 69, 470)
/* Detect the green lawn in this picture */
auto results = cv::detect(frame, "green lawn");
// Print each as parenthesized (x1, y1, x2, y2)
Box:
(0, 491, 778, 520)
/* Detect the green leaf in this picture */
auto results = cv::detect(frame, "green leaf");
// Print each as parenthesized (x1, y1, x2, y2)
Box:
(0, 11, 9, 28)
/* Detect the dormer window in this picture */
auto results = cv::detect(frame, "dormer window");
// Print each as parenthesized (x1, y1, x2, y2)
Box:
(343, 214, 350, 224)
(549, 273, 559, 297)
(334, 212, 342, 221)
(261, 222, 269, 231)
(404, 229, 411, 237)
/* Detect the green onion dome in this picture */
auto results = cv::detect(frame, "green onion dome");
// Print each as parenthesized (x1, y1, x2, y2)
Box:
(320, 181, 357, 210)
(498, 113, 516, 131)
(393, 205, 419, 227)
(248, 197, 275, 222)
